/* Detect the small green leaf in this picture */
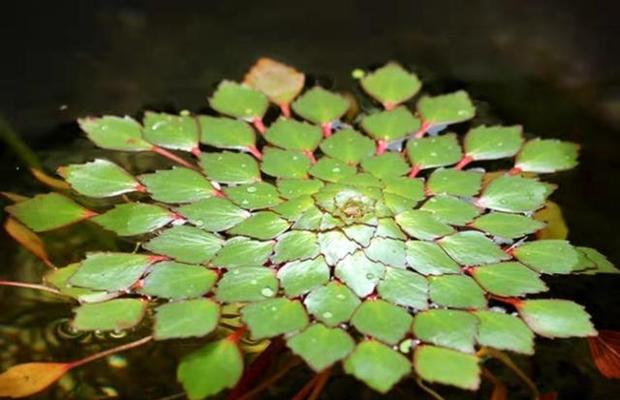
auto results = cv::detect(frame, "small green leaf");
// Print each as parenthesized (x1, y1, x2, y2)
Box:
(429, 275, 487, 309)
(343, 224, 376, 247)
(140, 167, 215, 203)
(335, 251, 385, 297)
(418, 90, 475, 125)
(215, 267, 278, 303)
(177, 339, 243, 400)
(241, 298, 309, 340)
(292, 87, 349, 124)
(277, 256, 330, 297)
(70, 252, 154, 291)
(143, 111, 199, 152)
(78, 116, 151, 151)
(59, 159, 139, 198)
(45, 263, 108, 302)
(426, 168, 483, 197)
(227, 211, 290, 240)
(72, 299, 146, 331)
(92, 203, 173, 236)
(287, 324, 355, 371)
(344, 340, 411, 394)
(517, 299, 596, 338)
(473, 311, 534, 354)
(292, 206, 323, 230)
(516, 139, 579, 173)
(304, 282, 361, 326)
(395, 210, 455, 240)
(224, 182, 282, 210)
(154, 299, 219, 340)
(578, 247, 619, 274)
(438, 231, 509, 266)
(209, 80, 268, 119)
(319, 128, 375, 164)
(198, 116, 256, 150)
(478, 175, 549, 213)
(351, 299, 413, 344)
(140, 261, 217, 299)
(200, 151, 260, 184)
(376, 218, 406, 239)
(260, 147, 311, 179)
(383, 177, 425, 202)
(361, 153, 410, 178)
(177, 198, 250, 232)
(364, 237, 406, 268)
(406, 240, 461, 275)
(513, 240, 579, 274)
(377, 267, 428, 309)
(309, 157, 357, 182)
(272, 195, 315, 220)
(277, 179, 323, 199)
(318, 231, 360, 265)
(471, 262, 547, 297)
(6, 193, 91, 232)
(361, 107, 421, 141)
(143, 225, 222, 264)
(464, 125, 523, 160)
(361, 63, 421, 106)
(407, 133, 462, 170)
(413, 310, 478, 353)
(272, 231, 319, 263)
(414, 345, 480, 390)
(420, 195, 481, 226)
(211, 237, 274, 268)
(470, 212, 545, 239)
(265, 118, 322, 151)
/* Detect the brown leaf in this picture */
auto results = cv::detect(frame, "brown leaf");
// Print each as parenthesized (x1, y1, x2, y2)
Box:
(0, 362, 70, 398)
(30, 168, 70, 191)
(534, 200, 568, 240)
(588, 330, 620, 379)
(244, 58, 305, 107)
(4, 218, 54, 268)
(538, 392, 558, 400)
(490, 380, 508, 400)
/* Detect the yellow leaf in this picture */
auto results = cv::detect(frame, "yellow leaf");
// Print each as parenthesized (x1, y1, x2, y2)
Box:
(534, 200, 568, 240)
(244, 58, 305, 107)
(30, 168, 70, 191)
(0, 362, 70, 398)
(4, 218, 54, 268)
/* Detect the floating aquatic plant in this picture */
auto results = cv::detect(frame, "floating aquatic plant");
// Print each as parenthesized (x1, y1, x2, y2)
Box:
(1, 58, 617, 399)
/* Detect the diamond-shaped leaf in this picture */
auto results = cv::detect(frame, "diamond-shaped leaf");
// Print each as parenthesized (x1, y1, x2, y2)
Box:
(377, 267, 428, 309)
(420, 195, 481, 226)
(6, 193, 92, 232)
(473, 311, 534, 354)
(361, 63, 421, 107)
(413, 310, 478, 353)
(241, 298, 309, 340)
(414, 345, 480, 390)
(209, 80, 269, 119)
(92, 203, 174, 236)
(406, 240, 461, 275)
(140, 261, 217, 299)
(426, 168, 483, 197)
(375, 218, 407, 239)
(277, 256, 330, 297)
(265, 118, 322, 151)
(260, 147, 311, 179)
(464, 125, 523, 160)
(154, 299, 219, 340)
(438, 231, 509, 266)
(361, 107, 421, 141)
(177, 198, 250, 232)
(309, 157, 357, 182)
(143, 225, 222, 264)
(244, 58, 305, 105)
(578, 247, 619, 274)
(143, 111, 199, 152)
(471, 262, 547, 297)
(418, 90, 475, 125)
(351, 299, 413, 344)
(45, 263, 108, 302)
(335, 251, 385, 297)
(139, 167, 215, 204)
(58, 159, 139, 198)
(429, 275, 487, 309)
(319, 128, 375, 164)
(395, 210, 455, 240)
(343, 224, 376, 247)
(287, 324, 354, 371)
(517, 299, 596, 338)
(211, 237, 274, 268)
(277, 179, 323, 199)
(272, 230, 319, 263)
(513, 240, 579, 274)
(516, 139, 579, 173)
(215, 267, 278, 303)
(361, 153, 410, 178)
(364, 237, 406, 267)
(407, 133, 462, 170)
(198, 116, 256, 150)
(272, 195, 315, 220)
(70, 252, 155, 292)
(471, 212, 545, 239)
(78, 116, 151, 151)
(224, 182, 282, 210)
(292, 87, 349, 125)
(304, 282, 361, 326)
(227, 211, 290, 240)
(72, 299, 146, 331)
(478, 175, 549, 213)
(200, 151, 260, 184)
(383, 176, 425, 202)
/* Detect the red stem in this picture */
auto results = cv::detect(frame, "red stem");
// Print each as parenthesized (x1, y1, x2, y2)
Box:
(191, 146, 202, 157)
(252, 117, 266, 135)
(508, 166, 523, 175)
(455, 155, 473, 170)
(489, 295, 523, 307)
(414, 121, 431, 138)
(408, 165, 422, 178)
(279, 103, 291, 118)
(376, 140, 388, 155)
(321, 122, 332, 138)
(151, 146, 196, 169)
(383, 101, 396, 111)
(227, 326, 247, 343)
(0, 280, 61, 295)
(68, 335, 153, 369)
(247, 146, 263, 160)
(304, 150, 317, 164)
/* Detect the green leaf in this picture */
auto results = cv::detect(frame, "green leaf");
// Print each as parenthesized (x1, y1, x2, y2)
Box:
(361, 153, 410, 178)
(351, 299, 413, 344)
(139, 167, 215, 203)
(227, 211, 290, 240)
(470, 212, 545, 239)
(478, 175, 549, 213)
(58, 159, 139, 198)
(335, 251, 385, 297)
(395, 210, 455, 240)
(224, 182, 282, 210)
(517, 299, 596, 338)
(198, 116, 256, 150)
(464, 125, 523, 160)
(578, 247, 619, 274)
(272, 231, 319, 263)
(429, 275, 487, 309)
(413, 310, 478, 353)
(377, 267, 428, 309)
(209, 80, 269, 119)
(513, 240, 579, 274)
(375, 218, 405, 240)
(292, 87, 349, 124)
(6, 193, 91, 232)
(70, 252, 154, 291)
(516, 139, 579, 173)
(143, 111, 199, 152)
(277, 179, 323, 199)
(143, 225, 222, 264)
(471, 262, 547, 297)
(272, 195, 315, 220)
(361, 107, 421, 141)
(154, 299, 219, 340)
(473, 311, 534, 354)
(45, 263, 108, 302)
(309, 157, 357, 182)
(343, 340, 411, 394)
(177, 198, 250, 232)
(200, 151, 260, 184)
(211, 237, 274, 268)
(364, 237, 406, 268)
(407, 133, 462, 170)
(304, 282, 361, 326)
(241, 298, 309, 340)
(287, 324, 355, 371)
(319, 231, 360, 265)
(418, 90, 475, 125)
(343, 224, 376, 247)
(277, 256, 330, 297)
(177, 339, 243, 400)
(78, 116, 151, 151)
(215, 267, 278, 303)
(319, 128, 375, 164)
(260, 147, 311, 179)
(438, 231, 509, 266)
(265, 118, 322, 151)
(383, 177, 425, 202)
(140, 261, 217, 299)
(92, 203, 173, 236)
(72, 299, 146, 331)
(420, 195, 481, 226)
(414, 345, 480, 390)
(406, 240, 461, 275)
(426, 168, 483, 197)
(361, 63, 421, 106)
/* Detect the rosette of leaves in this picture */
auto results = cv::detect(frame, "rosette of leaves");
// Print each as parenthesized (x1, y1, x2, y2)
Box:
(3, 58, 618, 399)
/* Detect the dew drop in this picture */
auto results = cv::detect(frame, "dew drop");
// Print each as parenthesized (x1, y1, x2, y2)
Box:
(261, 287, 274, 297)
(246, 186, 257, 193)
(250, 279, 258, 285)
(366, 273, 375, 280)
(336, 294, 346, 300)
(322, 311, 333, 319)
(332, 167, 341, 173)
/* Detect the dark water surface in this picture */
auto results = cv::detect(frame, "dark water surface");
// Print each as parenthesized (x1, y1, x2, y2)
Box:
(1, 1, 619, 399)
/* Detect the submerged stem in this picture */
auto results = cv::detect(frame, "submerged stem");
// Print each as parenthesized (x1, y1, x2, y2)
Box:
(308, 367, 332, 400)
(480, 347, 539, 399)
(68, 335, 153, 369)
(415, 376, 446, 400)
(0, 280, 61, 295)
(235, 357, 302, 400)
(151, 146, 197, 169)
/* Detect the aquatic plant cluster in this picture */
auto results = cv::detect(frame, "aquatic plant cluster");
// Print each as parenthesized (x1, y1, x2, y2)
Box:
(2, 59, 617, 398)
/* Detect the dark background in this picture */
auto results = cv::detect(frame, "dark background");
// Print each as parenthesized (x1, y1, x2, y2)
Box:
(0, 1, 619, 399)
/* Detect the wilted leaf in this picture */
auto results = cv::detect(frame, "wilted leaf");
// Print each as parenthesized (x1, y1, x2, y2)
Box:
(244, 58, 305, 106)
(0, 362, 70, 398)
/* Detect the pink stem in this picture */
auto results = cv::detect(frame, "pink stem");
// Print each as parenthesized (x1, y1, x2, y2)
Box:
(151, 146, 196, 169)
(376, 140, 388, 155)
(279, 103, 291, 118)
(227, 326, 247, 344)
(68, 335, 153, 369)
(252, 117, 266, 135)
(408, 165, 422, 178)
(191, 146, 202, 157)
(455, 155, 474, 170)
(414, 121, 431, 138)
(247, 146, 263, 160)
(508, 166, 523, 175)
(0, 280, 61, 295)
(304, 150, 317, 164)
(489, 295, 523, 307)
(321, 122, 332, 138)
(383, 101, 396, 111)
